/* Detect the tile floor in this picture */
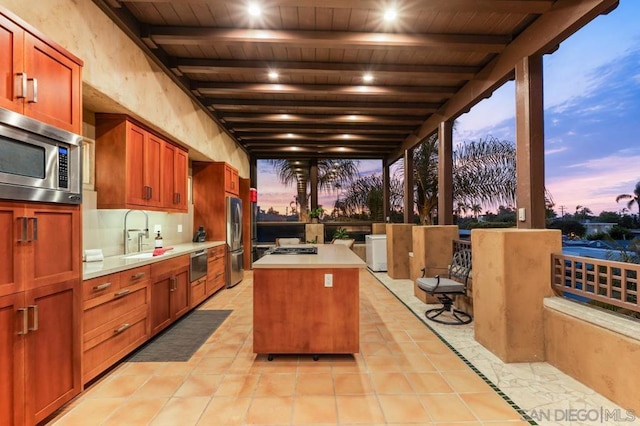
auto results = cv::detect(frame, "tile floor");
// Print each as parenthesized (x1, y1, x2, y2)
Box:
(48, 270, 635, 425)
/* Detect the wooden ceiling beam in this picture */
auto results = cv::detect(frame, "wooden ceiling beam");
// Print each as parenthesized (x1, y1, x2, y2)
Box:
(206, 99, 439, 114)
(193, 82, 457, 98)
(232, 123, 414, 133)
(220, 113, 424, 125)
(148, 27, 510, 53)
(238, 133, 403, 141)
(117, 0, 553, 14)
(173, 59, 478, 81)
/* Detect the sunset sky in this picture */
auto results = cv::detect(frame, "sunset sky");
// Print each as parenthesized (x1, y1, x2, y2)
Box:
(258, 1, 640, 217)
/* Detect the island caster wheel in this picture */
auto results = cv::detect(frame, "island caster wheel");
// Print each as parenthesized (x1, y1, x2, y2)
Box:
(312, 355, 319, 361)
(267, 354, 274, 361)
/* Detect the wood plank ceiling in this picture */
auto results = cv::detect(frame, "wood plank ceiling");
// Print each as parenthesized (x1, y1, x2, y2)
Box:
(93, 0, 557, 160)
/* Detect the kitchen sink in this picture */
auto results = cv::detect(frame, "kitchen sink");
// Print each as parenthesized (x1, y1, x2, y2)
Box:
(123, 252, 156, 259)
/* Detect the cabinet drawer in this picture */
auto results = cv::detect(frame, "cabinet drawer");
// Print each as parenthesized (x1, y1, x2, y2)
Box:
(120, 265, 151, 287)
(83, 307, 148, 383)
(208, 245, 225, 260)
(208, 258, 225, 276)
(83, 283, 148, 336)
(206, 274, 225, 296)
(83, 273, 121, 301)
(151, 254, 189, 279)
(190, 277, 207, 308)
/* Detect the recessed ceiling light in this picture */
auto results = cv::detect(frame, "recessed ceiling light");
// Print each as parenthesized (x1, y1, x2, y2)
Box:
(342, 134, 351, 139)
(248, 3, 261, 17)
(280, 114, 290, 119)
(384, 8, 397, 21)
(290, 146, 299, 151)
(286, 133, 294, 138)
(363, 73, 374, 83)
(347, 115, 357, 120)
(268, 71, 279, 80)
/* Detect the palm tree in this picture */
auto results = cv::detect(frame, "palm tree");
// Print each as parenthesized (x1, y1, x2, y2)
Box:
(616, 181, 640, 226)
(268, 159, 359, 221)
(471, 204, 483, 219)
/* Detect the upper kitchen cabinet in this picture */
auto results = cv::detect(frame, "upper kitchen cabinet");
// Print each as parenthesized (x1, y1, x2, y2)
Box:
(95, 115, 188, 213)
(224, 164, 239, 196)
(0, 10, 82, 134)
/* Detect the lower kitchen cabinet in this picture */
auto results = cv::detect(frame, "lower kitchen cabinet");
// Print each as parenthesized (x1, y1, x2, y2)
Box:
(150, 254, 190, 336)
(189, 276, 207, 308)
(206, 245, 226, 296)
(1, 280, 81, 426)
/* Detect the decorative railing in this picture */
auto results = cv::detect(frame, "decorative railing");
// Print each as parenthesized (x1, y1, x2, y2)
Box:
(453, 239, 471, 255)
(551, 254, 640, 314)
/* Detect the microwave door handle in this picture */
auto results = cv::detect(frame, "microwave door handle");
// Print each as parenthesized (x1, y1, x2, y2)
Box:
(17, 217, 28, 242)
(29, 217, 38, 241)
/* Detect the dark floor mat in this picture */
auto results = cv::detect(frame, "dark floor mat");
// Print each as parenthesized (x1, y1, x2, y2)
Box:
(128, 310, 232, 362)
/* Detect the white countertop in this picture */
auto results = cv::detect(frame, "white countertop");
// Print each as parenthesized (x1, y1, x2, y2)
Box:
(252, 244, 366, 269)
(83, 241, 226, 280)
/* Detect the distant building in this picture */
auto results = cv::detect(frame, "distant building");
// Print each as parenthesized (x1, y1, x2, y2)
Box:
(581, 221, 616, 236)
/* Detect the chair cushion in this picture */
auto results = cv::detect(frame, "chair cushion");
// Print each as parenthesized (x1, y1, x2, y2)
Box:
(416, 277, 465, 294)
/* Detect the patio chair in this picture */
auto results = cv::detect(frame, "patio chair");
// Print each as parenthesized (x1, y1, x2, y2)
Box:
(416, 248, 472, 325)
(331, 238, 355, 249)
(275, 237, 301, 246)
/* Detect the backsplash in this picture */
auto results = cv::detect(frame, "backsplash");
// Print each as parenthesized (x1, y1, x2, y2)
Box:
(83, 190, 194, 257)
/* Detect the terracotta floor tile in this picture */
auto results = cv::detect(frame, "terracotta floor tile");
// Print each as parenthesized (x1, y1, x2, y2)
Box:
(330, 354, 367, 373)
(333, 373, 374, 395)
(50, 397, 124, 426)
(215, 373, 260, 397)
(444, 369, 495, 393)
(156, 362, 197, 376)
(174, 374, 223, 397)
(101, 397, 168, 425)
(397, 354, 437, 372)
(418, 393, 477, 422)
(149, 396, 210, 425)
(131, 375, 185, 398)
(460, 392, 524, 421)
(336, 395, 385, 424)
(192, 356, 235, 375)
(427, 353, 471, 371)
(416, 339, 453, 355)
(363, 355, 402, 372)
(291, 395, 338, 424)
(377, 394, 430, 423)
(245, 396, 293, 424)
(116, 361, 166, 376)
(360, 341, 393, 356)
(88, 374, 149, 398)
(405, 372, 454, 394)
(369, 372, 414, 394)
(296, 373, 335, 395)
(254, 373, 296, 396)
(197, 396, 251, 425)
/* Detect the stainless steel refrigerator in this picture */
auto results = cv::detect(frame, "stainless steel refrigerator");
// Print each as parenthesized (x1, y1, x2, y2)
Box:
(226, 196, 244, 287)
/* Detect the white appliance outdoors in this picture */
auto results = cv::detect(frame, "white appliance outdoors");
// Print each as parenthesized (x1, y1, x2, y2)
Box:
(365, 234, 387, 272)
(226, 196, 244, 287)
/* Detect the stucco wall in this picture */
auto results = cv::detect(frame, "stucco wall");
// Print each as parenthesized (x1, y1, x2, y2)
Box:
(0, 0, 248, 176)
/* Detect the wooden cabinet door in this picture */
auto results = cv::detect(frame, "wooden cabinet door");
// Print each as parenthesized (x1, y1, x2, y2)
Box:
(0, 202, 24, 297)
(0, 14, 24, 113)
(23, 34, 82, 134)
(174, 148, 188, 211)
(145, 134, 163, 208)
(150, 276, 171, 335)
(25, 279, 81, 424)
(0, 292, 25, 426)
(172, 268, 190, 320)
(161, 142, 177, 209)
(125, 122, 147, 207)
(224, 164, 239, 195)
(23, 204, 81, 291)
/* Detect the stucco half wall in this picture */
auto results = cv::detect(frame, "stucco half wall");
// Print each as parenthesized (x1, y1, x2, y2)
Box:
(0, 0, 248, 176)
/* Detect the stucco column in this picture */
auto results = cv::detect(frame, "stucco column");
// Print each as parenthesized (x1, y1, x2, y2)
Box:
(386, 224, 413, 279)
(411, 225, 459, 303)
(471, 229, 561, 362)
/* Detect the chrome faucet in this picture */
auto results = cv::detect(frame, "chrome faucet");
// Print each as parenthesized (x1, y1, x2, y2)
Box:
(123, 209, 149, 254)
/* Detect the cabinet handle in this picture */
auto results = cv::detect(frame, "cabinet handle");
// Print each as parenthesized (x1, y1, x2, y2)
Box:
(15, 73, 27, 99)
(113, 323, 131, 334)
(17, 307, 29, 335)
(18, 217, 28, 242)
(27, 78, 38, 103)
(148, 187, 153, 200)
(93, 282, 112, 291)
(29, 217, 38, 241)
(28, 305, 38, 332)
(131, 272, 145, 280)
(114, 289, 130, 298)
(170, 276, 177, 291)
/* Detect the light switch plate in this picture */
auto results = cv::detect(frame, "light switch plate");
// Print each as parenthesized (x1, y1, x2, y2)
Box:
(177, 224, 183, 232)
(324, 273, 333, 287)
(518, 208, 526, 222)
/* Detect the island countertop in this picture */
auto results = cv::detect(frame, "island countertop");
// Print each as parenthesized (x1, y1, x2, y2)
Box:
(252, 244, 366, 269)
(83, 241, 226, 280)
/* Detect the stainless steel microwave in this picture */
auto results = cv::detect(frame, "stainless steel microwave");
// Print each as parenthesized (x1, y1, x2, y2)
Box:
(0, 107, 82, 204)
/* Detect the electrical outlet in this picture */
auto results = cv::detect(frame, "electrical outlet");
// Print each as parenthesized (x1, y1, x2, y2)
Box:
(324, 273, 333, 287)
(177, 224, 183, 233)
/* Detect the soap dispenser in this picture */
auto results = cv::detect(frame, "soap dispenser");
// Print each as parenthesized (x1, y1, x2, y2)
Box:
(155, 230, 163, 248)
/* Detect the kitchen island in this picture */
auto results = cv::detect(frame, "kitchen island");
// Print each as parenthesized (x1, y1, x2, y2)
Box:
(252, 244, 366, 359)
